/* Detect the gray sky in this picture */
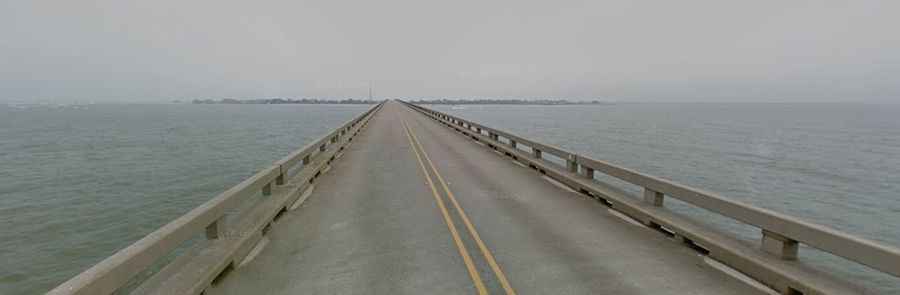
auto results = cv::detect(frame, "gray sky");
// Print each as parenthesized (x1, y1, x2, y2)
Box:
(2, 0, 898, 102)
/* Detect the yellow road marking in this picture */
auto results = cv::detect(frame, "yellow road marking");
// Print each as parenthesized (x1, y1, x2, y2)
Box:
(402, 120, 488, 295)
(404, 120, 518, 295)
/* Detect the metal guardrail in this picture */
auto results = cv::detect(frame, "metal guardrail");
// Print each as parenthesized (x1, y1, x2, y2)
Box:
(403, 101, 900, 294)
(48, 102, 384, 295)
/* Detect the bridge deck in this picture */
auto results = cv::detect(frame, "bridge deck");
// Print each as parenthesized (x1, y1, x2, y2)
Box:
(207, 102, 764, 294)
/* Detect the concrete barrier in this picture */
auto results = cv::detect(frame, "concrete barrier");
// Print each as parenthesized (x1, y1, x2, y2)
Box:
(403, 100, 899, 295)
(47, 102, 385, 295)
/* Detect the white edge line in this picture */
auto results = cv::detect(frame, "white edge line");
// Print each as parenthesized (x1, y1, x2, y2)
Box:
(704, 257, 780, 295)
(607, 209, 645, 227)
(238, 236, 270, 268)
(542, 175, 577, 193)
(513, 161, 528, 168)
(289, 185, 315, 211)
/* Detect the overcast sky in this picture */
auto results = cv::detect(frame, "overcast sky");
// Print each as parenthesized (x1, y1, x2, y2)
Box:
(1, 0, 898, 102)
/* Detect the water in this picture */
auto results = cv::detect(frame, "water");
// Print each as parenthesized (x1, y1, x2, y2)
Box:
(0, 103, 369, 294)
(2, 102, 899, 293)
(433, 103, 900, 293)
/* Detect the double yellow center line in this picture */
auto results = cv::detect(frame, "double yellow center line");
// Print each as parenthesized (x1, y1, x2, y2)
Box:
(402, 119, 516, 295)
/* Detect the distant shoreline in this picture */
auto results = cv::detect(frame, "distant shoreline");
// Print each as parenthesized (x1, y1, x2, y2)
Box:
(190, 98, 611, 105)
(407, 99, 611, 105)
(191, 99, 379, 105)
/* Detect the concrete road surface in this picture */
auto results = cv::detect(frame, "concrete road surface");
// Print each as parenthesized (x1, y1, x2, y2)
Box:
(207, 101, 766, 295)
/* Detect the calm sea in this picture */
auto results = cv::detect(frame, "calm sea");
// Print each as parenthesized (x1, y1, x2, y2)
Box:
(1, 102, 898, 293)
(0, 103, 369, 294)
(432, 103, 900, 293)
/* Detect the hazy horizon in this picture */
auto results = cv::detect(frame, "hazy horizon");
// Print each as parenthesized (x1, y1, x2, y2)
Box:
(3, 1, 899, 103)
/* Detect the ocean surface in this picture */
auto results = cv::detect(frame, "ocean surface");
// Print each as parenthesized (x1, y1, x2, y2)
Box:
(0, 103, 369, 294)
(433, 103, 900, 293)
(1, 102, 899, 293)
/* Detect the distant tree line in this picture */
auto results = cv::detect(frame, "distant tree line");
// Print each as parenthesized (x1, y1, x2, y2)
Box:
(191, 98, 380, 104)
(406, 99, 609, 105)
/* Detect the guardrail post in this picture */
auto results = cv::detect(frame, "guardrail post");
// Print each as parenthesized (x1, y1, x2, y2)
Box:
(566, 155, 578, 173)
(489, 132, 499, 141)
(302, 155, 310, 165)
(761, 230, 799, 260)
(582, 165, 594, 179)
(319, 144, 326, 152)
(643, 187, 664, 206)
(276, 171, 285, 185)
(533, 149, 542, 159)
(206, 217, 224, 240)
(509, 140, 517, 148)
(262, 182, 272, 196)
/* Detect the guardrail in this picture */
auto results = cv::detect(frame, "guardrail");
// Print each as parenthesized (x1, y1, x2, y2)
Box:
(403, 101, 899, 294)
(48, 102, 384, 295)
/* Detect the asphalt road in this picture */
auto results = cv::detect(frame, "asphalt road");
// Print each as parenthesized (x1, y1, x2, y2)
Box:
(208, 101, 765, 295)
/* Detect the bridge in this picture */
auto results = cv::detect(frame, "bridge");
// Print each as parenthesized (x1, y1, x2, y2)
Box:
(49, 101, 899, 295)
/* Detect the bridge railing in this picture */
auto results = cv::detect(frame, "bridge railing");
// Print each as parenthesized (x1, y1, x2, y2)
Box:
(48, 102, 384, 295)
(403, 101, 900, 294)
